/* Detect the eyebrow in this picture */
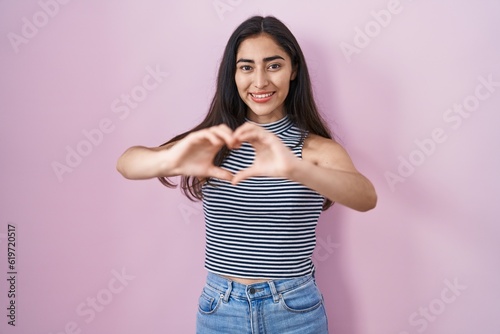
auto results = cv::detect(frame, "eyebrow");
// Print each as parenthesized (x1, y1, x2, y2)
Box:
(236, 55, 285, 64)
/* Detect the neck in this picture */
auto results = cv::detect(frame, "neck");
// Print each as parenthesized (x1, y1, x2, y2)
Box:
(246, 110, 285, 124)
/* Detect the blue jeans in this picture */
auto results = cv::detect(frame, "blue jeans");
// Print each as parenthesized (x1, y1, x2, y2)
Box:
(196, 272, 329, 334)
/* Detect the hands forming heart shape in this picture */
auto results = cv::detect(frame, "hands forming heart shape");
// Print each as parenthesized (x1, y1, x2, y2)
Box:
(167, 122, 298, 185)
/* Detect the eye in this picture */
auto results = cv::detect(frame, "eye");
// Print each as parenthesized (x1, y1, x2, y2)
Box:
(268, 63, 281, 70)
(239, 65, 252, 71)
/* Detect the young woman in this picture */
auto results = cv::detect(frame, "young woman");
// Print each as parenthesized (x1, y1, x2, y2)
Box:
(117, 15, 376, 334)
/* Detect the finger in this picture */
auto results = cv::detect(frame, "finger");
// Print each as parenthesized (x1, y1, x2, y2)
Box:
(191, 129, 224, 148)
(238, 131, 278, 150)
(235, 122, 278, 142)
(231, 167, 258, 185)
(207, 166, 234, 182)
(215, 123, 233, 134)
(233, 122, 273, 147)
(233, 122, 262, 138)
(209, 125, 237, 148)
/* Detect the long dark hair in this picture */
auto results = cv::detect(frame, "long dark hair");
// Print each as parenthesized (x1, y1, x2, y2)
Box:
(159, 15, 333, 210)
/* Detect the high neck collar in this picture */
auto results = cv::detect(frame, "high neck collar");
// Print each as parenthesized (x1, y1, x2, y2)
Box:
(246, 115, 293, 135)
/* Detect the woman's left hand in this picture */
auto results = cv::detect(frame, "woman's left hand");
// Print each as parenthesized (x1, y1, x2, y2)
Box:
(230, 121, 377, 211)
(231, 122, 298, 184)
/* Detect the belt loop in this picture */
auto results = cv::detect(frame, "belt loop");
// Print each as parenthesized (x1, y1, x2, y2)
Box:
(223, 280, 232, 303)
(268, 280, 280, 303)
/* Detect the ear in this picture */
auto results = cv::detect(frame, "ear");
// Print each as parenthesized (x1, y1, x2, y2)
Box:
(290, 65, 298, 81)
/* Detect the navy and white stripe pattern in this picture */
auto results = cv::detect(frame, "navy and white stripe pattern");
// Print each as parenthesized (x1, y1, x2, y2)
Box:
(202, 115, 325, 279)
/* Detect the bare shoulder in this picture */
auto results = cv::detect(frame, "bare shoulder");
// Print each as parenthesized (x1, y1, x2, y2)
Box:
(303, 134, 357, 172)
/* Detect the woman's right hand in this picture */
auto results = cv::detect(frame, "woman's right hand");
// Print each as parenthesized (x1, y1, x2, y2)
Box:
(165, 124, 235, 181)
(116, 124, 235, 181)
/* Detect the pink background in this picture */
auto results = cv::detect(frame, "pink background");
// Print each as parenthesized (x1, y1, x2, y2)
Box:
(1, 1, 500, 333)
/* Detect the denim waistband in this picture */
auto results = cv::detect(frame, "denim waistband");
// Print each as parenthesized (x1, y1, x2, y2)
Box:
(204, 271, 314, 302)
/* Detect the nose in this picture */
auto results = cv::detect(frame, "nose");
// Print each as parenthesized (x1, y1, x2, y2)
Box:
(253, 68, 269, 89)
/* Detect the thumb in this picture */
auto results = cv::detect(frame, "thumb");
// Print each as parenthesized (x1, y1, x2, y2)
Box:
(231, 167, 257, 185)
(207, 166, 234, 182)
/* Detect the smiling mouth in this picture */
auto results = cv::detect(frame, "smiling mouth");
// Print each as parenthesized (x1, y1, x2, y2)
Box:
(250, 92, 275, 100)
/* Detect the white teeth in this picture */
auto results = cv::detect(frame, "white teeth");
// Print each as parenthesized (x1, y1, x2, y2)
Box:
(251, 92, 273, 98)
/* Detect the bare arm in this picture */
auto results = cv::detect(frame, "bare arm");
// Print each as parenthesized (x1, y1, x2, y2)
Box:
(231, 123, 377, 212)
(116, 124, 235, 181)
(116, 144, 174, 180)
(293, 134, 377, 212)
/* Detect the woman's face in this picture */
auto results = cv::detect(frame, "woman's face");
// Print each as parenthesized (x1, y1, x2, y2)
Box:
(235, 34, 296, 123)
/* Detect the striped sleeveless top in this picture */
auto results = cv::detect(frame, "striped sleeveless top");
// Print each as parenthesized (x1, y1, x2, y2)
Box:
(201, 115, 325, 279)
